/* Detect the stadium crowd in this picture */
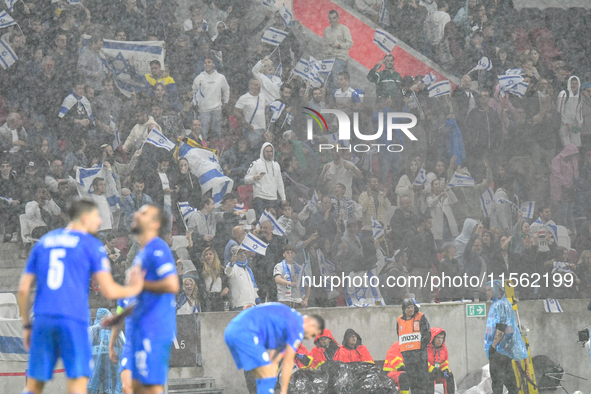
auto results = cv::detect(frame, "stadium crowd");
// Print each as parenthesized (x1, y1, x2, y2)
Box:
(0, 0, 590, 317)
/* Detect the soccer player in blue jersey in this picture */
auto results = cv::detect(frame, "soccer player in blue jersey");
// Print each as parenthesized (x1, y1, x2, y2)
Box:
(17, 199, 145, 394)
(224, 303, 325, 394)
(108, 297, 135, 394)
(128, 204, 179, 394)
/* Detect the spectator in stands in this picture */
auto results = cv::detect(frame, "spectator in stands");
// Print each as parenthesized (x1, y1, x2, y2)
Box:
(52, 33, 76, 90)
(489, 235, 516, 277)
(423, 1, 451, 59)
(197, 247, 229, 312)
(427, 179, 458, 247)
(188, 197, 216, 257)
(225, 246, 259, 310)
(359, 175, 391, 240)
(395, 159, 421, 211)
(19, 161, 44, 206)
(23, 184, 61, 240)
(234, 79, 266, 148)
(175, 157, 201, 211)
(0, 157, 21, 242)
(576, 250, 591, 298)
(91, 175, 113, 240)
(251, 55, 282, 106)
(462, 30, 486, 75)
(319, 149, 362, 199)
(274, 244, 310, 308)
(58, 79, 94, 141)
(367, 54, 403, 104)
(337, 220, 363, 273)
(119, 0, 147, 41)
(244, 142, 286, 219)
(0, 113, 27, 162)
(268, 84, 294, 139)
(334, 328, 374, 364)
(451, 75, 478, 127)
(333, 71, 363, 114)
(220, 137, 253, 186)
(323, 10, 353, 93)
(100, 145, 141, 194)
(64, 138, 88, 178)
(390, 196, 417, 248)
(252, 219, 285, 303)
(307, 196, 337, 239)
(142, 60, 180, 112)
(77, 35, 106, 91)
(145, 156, 176, 234)
(224, 226, 246, 264)
(44, 159, 74, 195)
(332, 183, 362, 222)
(104, 233, 124, 284)
(448, 158, 492, 226)
(93, 79, 123, 144)
(122, 178, 153, 232)
(177, 278, 201, 315)
(183, 4, 210, 37)
(310, 329, 339, 369)
(379, 248, 412, 305)
(578, 82, 591, 153)
(192, 56, 230, 140)
(403, 215, 437, 302)
(557, 76, 582, 148)
(464, 224, 489, 299)
(551, 144, 579, 233)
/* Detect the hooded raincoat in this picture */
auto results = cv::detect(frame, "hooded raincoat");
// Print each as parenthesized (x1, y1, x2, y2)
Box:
(333, 329, 374, 363)
(557, 76, 582, 147)
(88, 308, 124, 394)
(310, 329, 340, 369)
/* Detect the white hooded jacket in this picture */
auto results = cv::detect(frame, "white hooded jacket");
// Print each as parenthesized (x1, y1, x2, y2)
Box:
(244, 142, 286, 201)
(557, 76, 581, 125)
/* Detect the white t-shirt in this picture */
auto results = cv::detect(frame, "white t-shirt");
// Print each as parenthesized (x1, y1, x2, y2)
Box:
(273, 261, 305, 303)
(91, 194, 112, 231)
(235, 92, 266, 130)
(9, 129, 19, 153)
(158, 172, 171, 207)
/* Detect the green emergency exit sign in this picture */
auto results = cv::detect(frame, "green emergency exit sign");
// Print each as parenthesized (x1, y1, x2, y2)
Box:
(466, 303, 486, 317)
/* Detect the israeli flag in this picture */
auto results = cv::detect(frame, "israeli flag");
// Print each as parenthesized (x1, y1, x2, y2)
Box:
(4, 0, 16, 12)
(505, 68, 523, 76)
(68, 0, 81, 4)
(279, 4, 293, 26)
(177, 142, 234, 206)
(110, 115, 120, 149)
(318, 58, 335, 74)
(274, 60, 283, 78)
(309, 190, 319, 213)
(379, 0, 390, 26)
(262, 0, 276, 7)
(293, 58, 311, 81)
(260, 210, 286, 236)
(145, 128, 176, 151)
(428, 80, 451, 97)
(506, 81, 528, 98)
(261, 27, 288, 47)
(469, 56, 492, 73)
(76, 164, 121, 211)
(178, 201, 196, 218)
(0, 314, 27, 361)
(0, 11, 16, 29)
(519, 201, 535, 219)
(269, 101, 286, 123)
(498, 74, 524, 91)
(0, 39, 17, 70)
(0, 196, 13, 203)
(448, 172, 475, 187)
(480, 187, 494, 217)
(421, 72, 437, 86)
(240, 232, 268, 256)
(413, 167, 427, 186)
(371, 217, 385, 240)
(543, 299, 563, 313)
(373, 29, 397, 54)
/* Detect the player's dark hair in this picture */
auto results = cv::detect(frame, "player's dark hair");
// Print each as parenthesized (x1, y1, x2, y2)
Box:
(309, 314, 325, 333)
(67, 199, 98, 222)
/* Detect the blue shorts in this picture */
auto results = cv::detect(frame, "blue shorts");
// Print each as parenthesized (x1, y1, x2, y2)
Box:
(28, 315, 91, 382)
(119, 343, 132, 373)
(129, 332, 172, 385)
(224, 321, 270, 372)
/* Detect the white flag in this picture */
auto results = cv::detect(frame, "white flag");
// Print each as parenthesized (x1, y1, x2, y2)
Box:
(318, 58, 335, 74)
(262, 0, 276, 7)
(373, 29, 397, 54)
(371, 217, 385, 240)
(428, 80, 451, 97)
(519, 201, 535, 219)
(469, 56, 492, 73)
(240, 232, 268, 256)
(0, 11, 16, 29)
(261, 27, 288, 47)
(413, 167, 427, 186)
(543, 299, 563, 313)
(309, 190, 319, 213)
(480, 187, 494, 217)
(178, 201, 196, 219)
(279, 4, 293, 26)
(421, 72, 437, 86)
(448, 172, 475, 187)
(260, 210, 286, 236)
(145, 128, 176, 151)
(0, 39, 17, 70)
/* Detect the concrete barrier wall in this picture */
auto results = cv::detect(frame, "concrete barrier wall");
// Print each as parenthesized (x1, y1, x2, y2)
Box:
(200, 299, 591, 393)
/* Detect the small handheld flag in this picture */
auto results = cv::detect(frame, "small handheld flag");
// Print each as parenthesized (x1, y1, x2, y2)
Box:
(145, 128, 176, 151)
(371, 217, 385, 240)
(240, 232, 268, 256)
(373, 29, 397, 54)
(421, 72, 437, 86)
(469, 56, 492, 73)
(261, 27, 288, 47)
(428, 80, 451, 98)
(448, 172, 475, 187)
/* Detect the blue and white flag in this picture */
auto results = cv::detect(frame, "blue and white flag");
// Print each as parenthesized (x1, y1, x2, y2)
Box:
(145, 128, 175, 151)
(519, 201, 535, 219)
(318, 58, 335, 74)
(413, 167, 427, 186)
(0, 195, 13, 204)
(506, 81, 528, 98)
(307, 56, 323, 87)
(100, 40, 165, 98)
(274, 60, 283, 78)
(0, 39, 17, 70)
(178, 201, 196, 218)
(345, 269, 383, 307)
(76, 164, 121, 212)
(261, 27, 288, 47)
(498, 74, 524, 91)
(505, 68, 523, 76)
(279, 4, 293, 26)
(543, 298, 563, 313)
(259, 210, 286, 236)
(309, 189, 319, 213)
(317, 249, 338, 296)
(240, 232, 268, 256)
(428, 80, 451, 97)
(480, 187, 494, 217)
(379, 0, 390, 26)
(0, 11, 16, 29)
(448, 172, 475, 187)
(0, 315, 27, 361)
(177, 142, 233, 206)
(68, 0, 82, 4)
(4, 0, 16, 12)
(469, 56, 492, 73)
(110, 115, 120, 149)
(293, 58, 311, 80)
(371, 217, 385, 240)
(421, 72, 437, 86)
(373, 28, 397, 54)
(262, 0, 276, 7)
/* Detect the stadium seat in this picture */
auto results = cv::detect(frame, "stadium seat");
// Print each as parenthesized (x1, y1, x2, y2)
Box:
(172, 235, 190, 260)
(555, 225, 571, 250)
(0, 293, 19, 319)
(19, 214, 41, 245)
(237, 185, 254, 209)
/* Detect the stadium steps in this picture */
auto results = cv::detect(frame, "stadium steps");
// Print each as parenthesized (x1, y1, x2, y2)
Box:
(168, 377, 224, 394)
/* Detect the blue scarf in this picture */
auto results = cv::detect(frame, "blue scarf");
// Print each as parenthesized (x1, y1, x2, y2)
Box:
(281, 259, 305, 296)
(235, 259, 258, 291)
